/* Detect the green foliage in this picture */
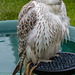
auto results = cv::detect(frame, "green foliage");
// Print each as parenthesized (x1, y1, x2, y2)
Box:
(0, 0, 75, 26)
(63, 0, 75, 26)
(0, 0, 30, 20)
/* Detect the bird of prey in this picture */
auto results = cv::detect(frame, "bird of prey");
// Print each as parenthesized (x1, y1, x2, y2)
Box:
(12, 0, 70, 75)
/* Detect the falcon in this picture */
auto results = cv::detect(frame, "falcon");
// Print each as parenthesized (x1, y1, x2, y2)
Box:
(12, 0, 70, 75)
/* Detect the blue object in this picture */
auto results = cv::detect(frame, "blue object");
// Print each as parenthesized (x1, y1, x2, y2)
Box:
(0, 20, 75, 75)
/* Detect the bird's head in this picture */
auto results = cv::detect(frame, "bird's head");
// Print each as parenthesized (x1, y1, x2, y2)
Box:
(31, 0, 62, 5)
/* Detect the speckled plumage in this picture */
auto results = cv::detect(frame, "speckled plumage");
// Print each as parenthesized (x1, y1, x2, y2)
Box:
(13, 0, 70, 75)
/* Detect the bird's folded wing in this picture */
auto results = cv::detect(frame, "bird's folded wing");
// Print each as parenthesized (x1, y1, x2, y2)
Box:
(17, 1, 37, 58)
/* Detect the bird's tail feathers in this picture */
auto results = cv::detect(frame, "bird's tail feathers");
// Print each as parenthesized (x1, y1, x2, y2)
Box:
(12, 60, 21, 75)
(12, 54, 25, 75)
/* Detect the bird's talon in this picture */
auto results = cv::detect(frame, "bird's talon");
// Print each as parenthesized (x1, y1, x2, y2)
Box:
(29, 64, 38, 75)
(26, 62, 32, 75)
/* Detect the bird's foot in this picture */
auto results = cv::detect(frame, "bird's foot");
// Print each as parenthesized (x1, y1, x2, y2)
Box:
(38, 59, 52, 64)
(25, 62, 38, 75)
(54, 54, 60, 57)
(25, 59, 52, 75)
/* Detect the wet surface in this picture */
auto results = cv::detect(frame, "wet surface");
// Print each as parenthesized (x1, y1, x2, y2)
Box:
(0, 34, 18, 73)
(0, 34, 75, 74)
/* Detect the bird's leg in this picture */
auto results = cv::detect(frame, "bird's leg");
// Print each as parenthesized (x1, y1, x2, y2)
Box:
(29, 59, 52, 75)
(29, 64, 38, 75)
(38, 59, 52, 64)
(54, 54, 60, 57)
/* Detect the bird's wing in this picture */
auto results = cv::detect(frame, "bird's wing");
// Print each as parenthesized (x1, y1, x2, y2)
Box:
(17, 1, 37, 58)
(60, 1, 70, 41)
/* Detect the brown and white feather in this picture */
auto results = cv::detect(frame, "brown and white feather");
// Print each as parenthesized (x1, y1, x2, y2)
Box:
(14, 0, 70, 75)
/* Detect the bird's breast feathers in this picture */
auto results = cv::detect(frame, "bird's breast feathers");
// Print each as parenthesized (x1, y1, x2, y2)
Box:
(27, 1, 69, 58)
(27, 1, 63, 58)
(18, 0, 69, 59)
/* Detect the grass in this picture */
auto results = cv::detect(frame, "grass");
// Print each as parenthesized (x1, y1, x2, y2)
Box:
(63, 0, 75, 26)
(0, 0, 30, 20)
(0, 0, 75, 26)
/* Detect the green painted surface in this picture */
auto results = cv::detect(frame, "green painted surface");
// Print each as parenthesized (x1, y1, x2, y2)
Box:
(0, 21, 75, 75)
(0, 34, 75, 74)
(0, 20, 17, 34)
(62, 40, 75, 53)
